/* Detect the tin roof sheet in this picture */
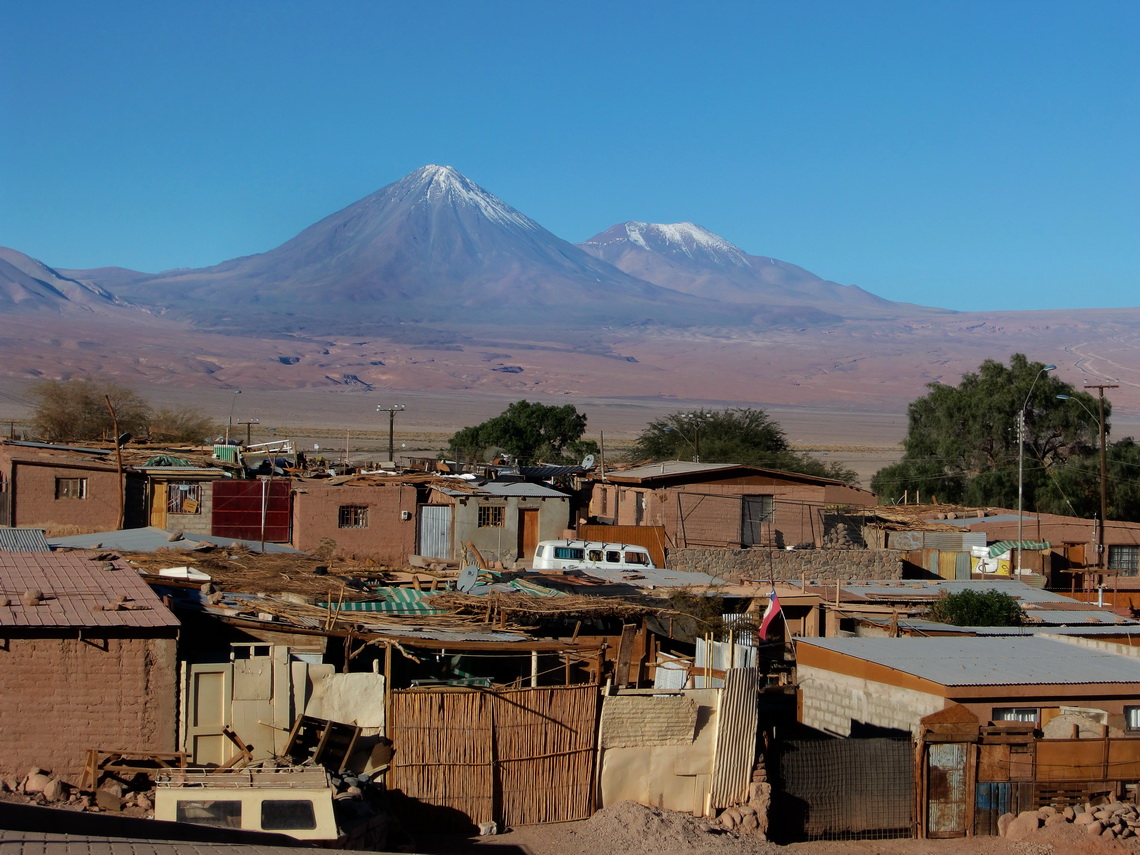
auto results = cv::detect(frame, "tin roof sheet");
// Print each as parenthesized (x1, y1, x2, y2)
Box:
(48, 526, 301, 554)
(0, 529, 51, 552)
(0, 552, 179, 630)
(797, 636, 1140, 686)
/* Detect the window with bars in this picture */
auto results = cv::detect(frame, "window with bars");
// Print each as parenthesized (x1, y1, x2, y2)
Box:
(1109, 545, 1140, 575)
(478, 505, 505, 527)
(992, 707, 1039, 724)
(338, 505, 368, 529)
(55, 477, 87, 499)
(167, 482, 203, 515)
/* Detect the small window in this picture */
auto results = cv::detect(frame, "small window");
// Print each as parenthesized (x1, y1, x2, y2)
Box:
(1109, 546, 1140, 575)
(553, 546, 584, 560)
(55, 477, 87, 499)
(167, 482, 202, 515)
(534, 545, 545, 557)
(993, 707, 1039, 724)
(625, 550, 650, 566)
(176, 799, 242, 828)
(587, 549, 603, 561)
(1126, 707, 1140, 732)
(478, 505, 505, 528)
(605, 550, 621, 563)
(338, 505, 368, 528)
(261, 799, 317, 831)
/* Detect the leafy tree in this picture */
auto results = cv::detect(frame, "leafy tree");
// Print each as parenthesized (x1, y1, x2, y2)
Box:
(926, 589, 1025, 627)
(871, 354, 1099, 507)
(449, 400, 598, 465)
(29, 378, 152, 441)
(629, 408, 859, 484)
(149, 406, 220, 444)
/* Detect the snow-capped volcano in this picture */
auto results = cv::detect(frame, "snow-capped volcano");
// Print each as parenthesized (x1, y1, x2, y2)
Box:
(111, 166, 730, 329)
(579, 222, 892, 313)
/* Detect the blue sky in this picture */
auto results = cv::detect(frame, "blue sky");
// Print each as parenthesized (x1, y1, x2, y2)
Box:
(2, 1, 1136, 312)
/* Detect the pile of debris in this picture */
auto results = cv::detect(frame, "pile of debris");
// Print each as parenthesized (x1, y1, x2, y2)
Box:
(1000, 800, 1140, 840)
(1, 766, 146, 814)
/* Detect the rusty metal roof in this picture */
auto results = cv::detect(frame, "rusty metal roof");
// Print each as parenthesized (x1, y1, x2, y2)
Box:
(0, 552, 179, 631)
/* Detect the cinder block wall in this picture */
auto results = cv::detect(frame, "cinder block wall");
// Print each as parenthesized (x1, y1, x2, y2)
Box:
(0, 636, 178, 780)
(667, 547, 905, 581)
(798, 665, 944, 737)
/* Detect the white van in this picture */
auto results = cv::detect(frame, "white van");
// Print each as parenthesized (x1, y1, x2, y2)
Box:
(531, 540, 656, 572)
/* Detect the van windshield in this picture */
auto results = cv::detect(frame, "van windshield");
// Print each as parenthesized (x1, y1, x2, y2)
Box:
(625, 551, 650, 566)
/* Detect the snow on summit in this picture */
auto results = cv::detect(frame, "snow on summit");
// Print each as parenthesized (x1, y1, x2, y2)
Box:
(594, 222, 751, 268)
(408, 165, 541, 233)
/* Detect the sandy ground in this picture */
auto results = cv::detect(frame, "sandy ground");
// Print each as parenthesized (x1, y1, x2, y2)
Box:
(411, 801, 1140, 855)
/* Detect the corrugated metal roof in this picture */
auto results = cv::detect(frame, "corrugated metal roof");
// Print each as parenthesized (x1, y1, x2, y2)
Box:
(607, 461, 740, 480)
(48, 526, 301, 554)
(0, 529, 51, 552)
(797, 636, 1140, 686)
(0, 552, 179, 630)
(837, 579, 1082, 605)
(435, 482, 568, 499)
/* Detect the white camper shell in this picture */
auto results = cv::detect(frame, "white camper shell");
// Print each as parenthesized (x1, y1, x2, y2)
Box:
(531, 540, 656, 572)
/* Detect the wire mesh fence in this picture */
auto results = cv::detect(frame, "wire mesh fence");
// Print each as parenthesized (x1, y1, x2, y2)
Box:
(773, 736, 914, 841)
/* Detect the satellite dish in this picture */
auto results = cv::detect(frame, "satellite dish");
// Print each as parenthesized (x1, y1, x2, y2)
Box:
(457, 564, 480, 593)
(581, 454, 596, 469)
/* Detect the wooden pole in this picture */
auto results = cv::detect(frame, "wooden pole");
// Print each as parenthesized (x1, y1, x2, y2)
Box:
(105, 396, 125, 530)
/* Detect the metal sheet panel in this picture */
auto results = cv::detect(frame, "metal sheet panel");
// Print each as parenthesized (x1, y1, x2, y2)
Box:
(211, 480, 290, 542)
(927, 742, 968, 836)
(418, 505, 452, 559)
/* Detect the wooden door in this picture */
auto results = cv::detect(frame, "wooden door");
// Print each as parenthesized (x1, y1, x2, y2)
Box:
(183, 663, 233, 766)
(517, 509, 539, 562)
(150, 482, 167, 528)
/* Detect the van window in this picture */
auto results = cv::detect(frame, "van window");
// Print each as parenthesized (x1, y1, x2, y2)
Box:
(605, 551, 621, 563)
(262, 799, 318, 831)
(625, 551, 650, 566)
(554, 547, 584, 560)
(176, 799, 242, 828)
(587, 549, 603, 561)
(535, 545, 545, 557)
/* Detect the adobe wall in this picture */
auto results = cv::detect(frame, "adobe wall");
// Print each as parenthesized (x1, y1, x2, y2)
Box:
(291, 483, 417, 564)
(666, 547, 905, 581)
(452, 498, 570, 568)
(12, 461, 122, 533)
(0, 635, 178, 780)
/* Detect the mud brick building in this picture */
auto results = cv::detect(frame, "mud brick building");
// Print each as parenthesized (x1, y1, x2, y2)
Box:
(0, 551, 179, 779)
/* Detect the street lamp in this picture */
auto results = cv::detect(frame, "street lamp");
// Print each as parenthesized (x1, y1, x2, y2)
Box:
(1016, 366, 1054, 575)
(663, 425, 700, 462)
(1058, 385, 1118, 569)
(377, 404, 406, 465)
(224, 389, 242, 445)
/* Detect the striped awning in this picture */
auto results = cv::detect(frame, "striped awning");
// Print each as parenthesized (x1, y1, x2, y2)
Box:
(988, 540, 1050, 558)
(320, 586, 447, 615)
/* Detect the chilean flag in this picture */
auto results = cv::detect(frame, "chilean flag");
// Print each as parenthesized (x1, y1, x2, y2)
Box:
(760, 586, 782, 641)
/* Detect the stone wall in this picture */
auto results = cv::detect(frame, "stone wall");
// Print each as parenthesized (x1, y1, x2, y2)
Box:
(797, 664, 945, 737)
(667, 547, 905, 581)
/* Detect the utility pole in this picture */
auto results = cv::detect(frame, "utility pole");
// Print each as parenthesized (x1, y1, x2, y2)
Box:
(1086, 384, 1118, 570)
(377, 404, 406, 465)
(237, 418, 259, 446)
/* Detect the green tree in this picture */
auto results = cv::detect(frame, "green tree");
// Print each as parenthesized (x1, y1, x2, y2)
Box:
(449, 400, 598, 465)
(926, 589, 1025, 627)
(871, 354, 1099, 507)
(629, 408, 858, 484)
(28, 378, 152, 442)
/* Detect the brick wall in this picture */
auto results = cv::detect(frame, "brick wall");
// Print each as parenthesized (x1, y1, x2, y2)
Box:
(0, 635, 178, 780)
(667, 547, 905, 581)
